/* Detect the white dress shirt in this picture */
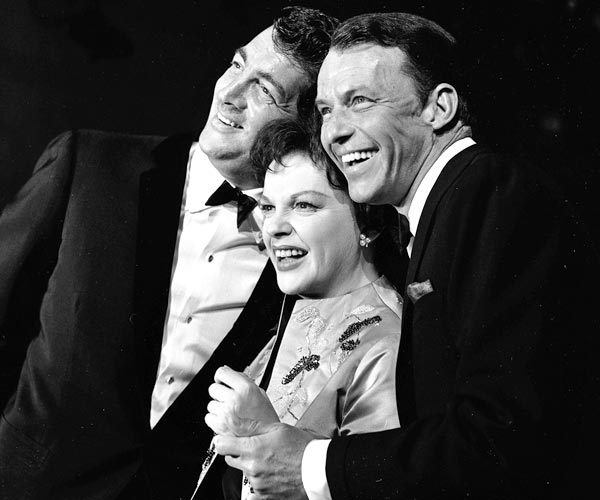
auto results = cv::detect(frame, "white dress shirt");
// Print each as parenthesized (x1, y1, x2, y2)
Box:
(150, 143, 268, 428)
(301, 137, 476, 500)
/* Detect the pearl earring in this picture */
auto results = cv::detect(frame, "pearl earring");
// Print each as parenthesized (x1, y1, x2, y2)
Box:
(359, 233, 371, 248)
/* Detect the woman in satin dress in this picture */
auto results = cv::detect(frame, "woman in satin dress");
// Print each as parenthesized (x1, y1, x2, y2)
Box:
(201, 117, 404, 499)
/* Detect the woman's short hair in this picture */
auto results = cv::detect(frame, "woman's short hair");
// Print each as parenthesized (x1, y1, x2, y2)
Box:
(250, 114, 345, 190)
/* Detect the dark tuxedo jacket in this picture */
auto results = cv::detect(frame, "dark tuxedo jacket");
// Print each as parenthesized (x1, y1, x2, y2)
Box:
(0, 130, 284, 500)
(327, 144, 600, 499)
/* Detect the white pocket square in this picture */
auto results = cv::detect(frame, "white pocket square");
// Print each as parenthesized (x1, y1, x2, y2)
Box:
(406, 279, 434, 304)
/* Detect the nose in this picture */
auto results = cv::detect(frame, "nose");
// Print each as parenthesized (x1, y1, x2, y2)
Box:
(321, 109, 354, 149)
(264, 210, 293, 239)
(216, 75, 248, 110)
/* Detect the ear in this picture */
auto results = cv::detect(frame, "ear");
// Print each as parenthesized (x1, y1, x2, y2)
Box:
(421, 83, 459, 131)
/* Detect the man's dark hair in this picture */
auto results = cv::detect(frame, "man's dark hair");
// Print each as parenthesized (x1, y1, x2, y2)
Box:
(251, 116, 403, 282)
(273, 6, 339, 120)
(331, 12, 472, 126)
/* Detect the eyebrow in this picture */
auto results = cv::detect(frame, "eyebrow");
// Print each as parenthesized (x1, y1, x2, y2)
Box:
(236, 47, 288, 101)
(261, 190, 329, 203)
(316, 85, 370, 108)
(314, 97, 329, 109)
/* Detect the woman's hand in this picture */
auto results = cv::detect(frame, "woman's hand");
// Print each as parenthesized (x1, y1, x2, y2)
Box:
(205, 365, 280, 437)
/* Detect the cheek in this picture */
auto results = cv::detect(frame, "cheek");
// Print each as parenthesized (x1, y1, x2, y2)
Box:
(319, 131, 340, 168)
(316, 240, 358, 291)
(263, 232, 273, 254)
(244, 106, 278, 141)
(322, 219, 358, 262)
(373, 146, 398, 181)
(320, 124, 332, 150)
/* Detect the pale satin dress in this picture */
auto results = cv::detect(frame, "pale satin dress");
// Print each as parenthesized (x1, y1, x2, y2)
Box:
(247, 275, 403, 437)
(237, 275, 403, 498)
(195, 276, 403, 499)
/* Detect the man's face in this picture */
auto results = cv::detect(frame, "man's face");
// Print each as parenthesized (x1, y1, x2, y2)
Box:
(317, 44, 433, 205)
(199, 27, 310, 187)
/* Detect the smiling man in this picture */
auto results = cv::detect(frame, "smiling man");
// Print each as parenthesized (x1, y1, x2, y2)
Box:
(317, 40, 471, 208)
(213, 12, 600, 500)
(0, 7, 337, 500)
(199, 26, 311, 190)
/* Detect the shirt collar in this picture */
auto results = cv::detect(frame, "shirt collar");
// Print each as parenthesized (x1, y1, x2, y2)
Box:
(401, 137, 476, 238)
(184, 143, 263, 213)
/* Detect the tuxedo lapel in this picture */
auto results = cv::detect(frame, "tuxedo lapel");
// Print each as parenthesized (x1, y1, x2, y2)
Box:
(406, 144, 482, 287)
(133, 133, 195, 416)
(396, 143, 482, 424)
(151, 260, 289, 435)
(146, 261, 292, 500)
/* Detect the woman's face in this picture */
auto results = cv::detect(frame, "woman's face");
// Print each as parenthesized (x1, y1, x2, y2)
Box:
(260, 151, 369, 298)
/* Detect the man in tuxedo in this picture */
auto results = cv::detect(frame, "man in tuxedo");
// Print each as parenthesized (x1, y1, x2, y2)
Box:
(0, 7, 337, 500)
(212, 12, 600, 500)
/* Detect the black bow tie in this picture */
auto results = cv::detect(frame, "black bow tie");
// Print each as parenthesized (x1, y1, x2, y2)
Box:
(205, 181, 258, 228)
(394, 213, 412, 295)
(398, 213, 412, 251)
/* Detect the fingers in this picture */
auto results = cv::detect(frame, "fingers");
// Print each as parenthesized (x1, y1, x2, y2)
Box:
(207, 381, 233, 403)
(206, 399, 222, 416)
(205, 410, 233, 436)
(205, 395, 246, 436)
(215, 426, 312, 500)
(206, 381, 241, 424)
(208, 366, 278, 438)
(213, 423, 283, 456)
(214, 365, 253, 392)
(214, 434, 244, 458)
(224, 453, 242, 470)
(205, 392, 236, 435)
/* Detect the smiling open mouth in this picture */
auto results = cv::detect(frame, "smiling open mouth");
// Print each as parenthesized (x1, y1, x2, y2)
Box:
(217, 112, 242, 129)
(341, 150, 377, 167)
(274, 248, 308, 261)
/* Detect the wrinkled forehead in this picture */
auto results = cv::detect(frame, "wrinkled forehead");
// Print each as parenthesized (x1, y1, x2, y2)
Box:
(317, 44, 409, 98)
(319, 43, 408, 80)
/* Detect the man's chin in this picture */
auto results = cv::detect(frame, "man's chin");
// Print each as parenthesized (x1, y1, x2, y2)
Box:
(199, 129, 243, 160)
(347, 185, 388, 206)
(347, 184, 375, 204)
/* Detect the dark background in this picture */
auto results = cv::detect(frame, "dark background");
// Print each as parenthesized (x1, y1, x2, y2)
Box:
(1, 0, 599, 239)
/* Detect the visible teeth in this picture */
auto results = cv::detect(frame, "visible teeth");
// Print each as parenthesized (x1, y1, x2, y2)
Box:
(274, 248, 307, 259)
(217, 113, 242, 128)
(341, 150, 376, 164)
